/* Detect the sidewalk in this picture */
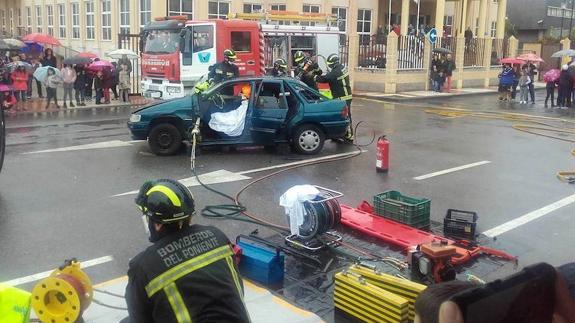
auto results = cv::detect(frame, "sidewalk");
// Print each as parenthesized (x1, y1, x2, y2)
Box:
(4, 95, 153, 115)
(355, 82, 546, 102)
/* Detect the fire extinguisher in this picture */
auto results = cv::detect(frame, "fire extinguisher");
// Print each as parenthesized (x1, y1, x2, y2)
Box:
(376, 135, 389, 173)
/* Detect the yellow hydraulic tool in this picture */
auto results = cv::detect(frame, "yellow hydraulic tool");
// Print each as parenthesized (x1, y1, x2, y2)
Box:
(31, 259, 93, 323)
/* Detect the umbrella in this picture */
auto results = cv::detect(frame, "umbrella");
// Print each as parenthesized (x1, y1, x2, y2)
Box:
(2, 38, 25, 49)
(63, 55, 93, 65)
(21, 41, 44, 57)
(33, 66, 61, 83)
(517, 53, 544, 63)
(6, 61, 32, 72)
(87, 60, 114, 71)
(551, 49, 575, 58)
(22, 33, 61, 46)
(499, 57, 524, 65)
(77, 51, 99, 59)
(106, 49, 139, 60)
(0, 84, 11, 92)
(0, 39, 14, 50)
(543, 69, 561, 82)
(433, 47, 452, 54)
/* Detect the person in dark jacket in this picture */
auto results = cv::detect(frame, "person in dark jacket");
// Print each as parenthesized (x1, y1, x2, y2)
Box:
(41, 48, 57, 68)
(545, 79, 557, 108)
(524, 61, 537, 104)
(267, 58, 288, 77)
(558, 65, 573, 108)
(74, 66, 87, 106)
(110, 62, 120, 100)
(122, 179, 251, 323)
(315, 54, 353, 141)
(101, 68, 114, 104)
(293, 50, 322, 90)
(510, 65, 520, 101)
(498, 64, 515, 101)
(94, 70, 104, 105)
(442, 54, 456, 93)
(208, 49, 239, 84)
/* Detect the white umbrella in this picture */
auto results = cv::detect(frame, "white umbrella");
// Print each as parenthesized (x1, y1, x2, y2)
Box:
(106, 49, 139, 60)
(2, 38, 25, 49)
(551, 49, 575, 58)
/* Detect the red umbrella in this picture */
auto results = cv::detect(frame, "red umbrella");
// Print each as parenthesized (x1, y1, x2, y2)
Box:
(543, 69, 561, 82)
(22, 33, 61, 46)
(87, 60, 114, 71)
(499, 57, 524, 65)
(77, 51, 99, 59)
(517, 53, 544, 63)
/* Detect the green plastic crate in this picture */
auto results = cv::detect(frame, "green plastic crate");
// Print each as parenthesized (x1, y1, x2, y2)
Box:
(374, 191, 431, 229)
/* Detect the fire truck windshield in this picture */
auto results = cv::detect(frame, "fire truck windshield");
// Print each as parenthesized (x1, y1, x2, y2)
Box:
(143, 30, 180, 54)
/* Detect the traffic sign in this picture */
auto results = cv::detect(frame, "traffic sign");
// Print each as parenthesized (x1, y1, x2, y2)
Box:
(427, 28, 438, 44)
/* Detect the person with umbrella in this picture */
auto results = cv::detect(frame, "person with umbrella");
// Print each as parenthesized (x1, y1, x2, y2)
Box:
(10, 65, 29, 103)
(74, 66, 87, 106)
(557, 65, 573, 109)
(442, 53, 456, 93)
(544, 69, 560, 108)
(61, 64, 76, 108)
(117, 54, 132, 75)
(498, 64, 515, 101)
(43, 67, 62, 109)
(523, 61, 538, 104)
(30, 58, 43, 98)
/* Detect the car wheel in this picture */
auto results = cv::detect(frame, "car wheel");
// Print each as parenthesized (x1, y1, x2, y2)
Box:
(148, 123, 183, 156)
(292, 124, 325, 155)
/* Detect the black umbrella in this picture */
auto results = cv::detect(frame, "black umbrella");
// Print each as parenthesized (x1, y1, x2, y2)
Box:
(63, 55, 92, 65)
(433, 47, 452, 54)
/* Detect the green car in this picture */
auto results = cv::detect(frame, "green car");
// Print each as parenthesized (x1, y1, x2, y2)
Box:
(128, 76, 350, 156)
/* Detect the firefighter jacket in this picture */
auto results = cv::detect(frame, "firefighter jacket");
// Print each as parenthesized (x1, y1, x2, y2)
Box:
(315, 63, 352, 101)
(294, 59, 322, 90)
(208, 61, 240, 84)
(125, 224, 251, 323)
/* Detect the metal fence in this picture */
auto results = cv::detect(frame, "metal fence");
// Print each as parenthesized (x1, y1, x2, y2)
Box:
(339, 36, 349, 67)
(463, 38, 486, 67)
(397, 35, 425, 70)
(117, 33, 142, 95)
(491, 38, 508, 65)
(357, 34, 387, 69)
(435, 37, 457, 58)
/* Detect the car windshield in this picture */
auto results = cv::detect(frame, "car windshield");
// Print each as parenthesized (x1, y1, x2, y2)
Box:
(144, 30, 180, 54)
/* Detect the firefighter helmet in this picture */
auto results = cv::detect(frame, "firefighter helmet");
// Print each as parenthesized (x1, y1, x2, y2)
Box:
(274, 58, 288, 70)
(135, 179, 195, 224)
(326, 54, 340, 67)
(294, 51, 305, 64)
(223, 49, 237, 62)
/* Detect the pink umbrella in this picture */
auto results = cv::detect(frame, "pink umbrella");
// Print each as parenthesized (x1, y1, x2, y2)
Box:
(78, 51, 99, 59)
(22, 33, 62, 46)
(517, 53, 544, 63)
(0, 84, 11, 92)
(499, 57, 524, 65)
(88, 60, 114, 71)
(543, 69, 561, 82)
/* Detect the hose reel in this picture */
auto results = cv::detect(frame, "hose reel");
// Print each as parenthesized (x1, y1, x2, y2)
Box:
(31, 259, 93, 323)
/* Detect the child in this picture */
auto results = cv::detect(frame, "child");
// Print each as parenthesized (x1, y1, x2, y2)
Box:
(435, 71, 446, 93)
(10, 66, 29, 103)
(118, 64, 131, 103)
(44, 67, 62, 109)
(545, 79, 556, 108)
(94, 70, 104, 105)
(518, 70, 531, 104)
(430, 65, 439, 92)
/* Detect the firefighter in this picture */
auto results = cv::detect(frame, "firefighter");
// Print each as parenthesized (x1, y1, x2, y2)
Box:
(208, 49, 240, 84)
(267, 58, 288, 77)
(293, 50, 322, 90)
(124, 179, 251, 323)
(315, 54, 354, 141)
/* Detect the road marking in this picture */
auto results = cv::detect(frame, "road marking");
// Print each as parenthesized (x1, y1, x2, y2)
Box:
(413, 161, 491, 180)
(23, 140, 136, 154)
(112, 170, 252, 197)
(237, 150, 365, 175)
(483, 193, 575, 238)
(1, 256, 114, 287)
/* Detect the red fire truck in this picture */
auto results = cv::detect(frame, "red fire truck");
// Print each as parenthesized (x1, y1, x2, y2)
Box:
(140, 12, 342, 99)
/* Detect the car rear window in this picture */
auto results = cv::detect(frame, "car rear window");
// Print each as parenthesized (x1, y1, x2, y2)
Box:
(291, 83, 324, 103)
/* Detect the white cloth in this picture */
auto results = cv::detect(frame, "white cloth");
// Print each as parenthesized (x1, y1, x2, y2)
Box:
(279, 185, 320, 236)
(208, 98, 249, 137)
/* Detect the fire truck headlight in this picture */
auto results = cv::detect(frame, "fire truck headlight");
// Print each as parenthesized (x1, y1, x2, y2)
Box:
(166, 86, 181, 94)
(130, 114, 142, 123)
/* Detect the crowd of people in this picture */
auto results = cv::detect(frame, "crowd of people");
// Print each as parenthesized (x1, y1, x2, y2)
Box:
(497, 62, 540, 105)
(0, 48, 132, 111)
(430, 53, 457, 93)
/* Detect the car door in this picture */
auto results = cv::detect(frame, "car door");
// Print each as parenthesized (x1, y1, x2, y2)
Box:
(250, 80, 289, 144)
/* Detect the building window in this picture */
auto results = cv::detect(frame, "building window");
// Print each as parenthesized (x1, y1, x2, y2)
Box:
(168, 0, 193, 19)
(302, 4, 320, 26)
(101, 0, 112, 40)
(85, 1, 95, 40)
(444, 15, 454, 37)
(244, 3, 262, 13)
(357, 9, 372, 45)
(47, 5, 54, 36)
(208, 1, 230, 20)
(270, 4, 286, 11)
(331, 7, 347, 45)
(26, 7, 31, 34)
(119, 0, 130, 34)
(140, 0, 152, 29)
(490, 21, 496, 37)
(58, 4, 66, 38)
(71, 3, 80, 39)
(35, 6, 42, 33)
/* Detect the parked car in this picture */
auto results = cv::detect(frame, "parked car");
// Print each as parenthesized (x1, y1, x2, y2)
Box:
(128, 76, 350, 155)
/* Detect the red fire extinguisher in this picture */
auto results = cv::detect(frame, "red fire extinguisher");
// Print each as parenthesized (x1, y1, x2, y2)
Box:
(376, 135, 389, 173)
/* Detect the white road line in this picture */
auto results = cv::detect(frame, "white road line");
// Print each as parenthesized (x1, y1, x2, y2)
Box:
(1, 256, 114, 287)
(237, 150, 366, 175)
(483, 193, 575, 238)
(413, 161, 491, 180)
(23, 140, 134, 154)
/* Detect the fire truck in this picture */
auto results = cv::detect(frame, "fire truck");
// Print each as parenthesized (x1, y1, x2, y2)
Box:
(140, 12, 343, 99)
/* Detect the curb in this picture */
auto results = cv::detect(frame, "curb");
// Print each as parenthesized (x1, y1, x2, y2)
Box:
(5, 102, 147, 117)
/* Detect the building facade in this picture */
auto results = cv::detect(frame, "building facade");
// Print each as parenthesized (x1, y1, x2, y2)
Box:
(507, 0, 575, 43)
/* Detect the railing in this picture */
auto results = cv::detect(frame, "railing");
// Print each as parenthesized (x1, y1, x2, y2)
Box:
(491, 38, 508, 65)
(339, 35, 349, 67)
(435, 37, 457, 58)
(118, 33, 142, 95)
(397, 35, 425, 70)
(357, 34, 386, 69)
(463, 38, 486, 67)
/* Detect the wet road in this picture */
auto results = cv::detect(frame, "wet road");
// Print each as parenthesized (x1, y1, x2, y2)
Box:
(1, 93, 575, 305)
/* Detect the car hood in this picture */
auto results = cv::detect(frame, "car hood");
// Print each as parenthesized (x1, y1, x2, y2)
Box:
(134, 96, 195, 116)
